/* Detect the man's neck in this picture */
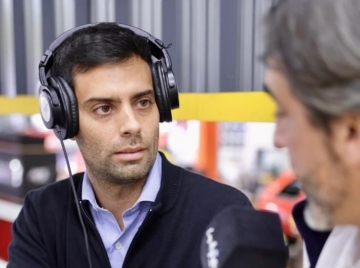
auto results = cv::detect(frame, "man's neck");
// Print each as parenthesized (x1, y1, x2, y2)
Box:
(304, 203, 334, 231)
(90, 176, 147, 230)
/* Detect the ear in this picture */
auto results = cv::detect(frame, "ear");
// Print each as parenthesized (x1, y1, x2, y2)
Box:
(331, 114, 360, 167)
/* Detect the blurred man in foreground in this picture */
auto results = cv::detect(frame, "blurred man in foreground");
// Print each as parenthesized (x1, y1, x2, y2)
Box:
(262, 0, 360, 267)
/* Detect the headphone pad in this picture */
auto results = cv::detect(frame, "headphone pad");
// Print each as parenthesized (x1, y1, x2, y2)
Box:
(50, 77, 79, 139)
(151, 61, 172, 122)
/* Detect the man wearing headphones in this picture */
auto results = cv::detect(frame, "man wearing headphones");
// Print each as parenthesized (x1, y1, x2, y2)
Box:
(7, 23, 253, 268)
(263, 0, 360, 267)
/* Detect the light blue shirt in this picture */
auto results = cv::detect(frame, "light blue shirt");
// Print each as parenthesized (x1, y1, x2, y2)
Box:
(82, 153, 162, 268)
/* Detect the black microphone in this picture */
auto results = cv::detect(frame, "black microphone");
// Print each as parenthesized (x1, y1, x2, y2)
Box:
(200, 206, 289, 268)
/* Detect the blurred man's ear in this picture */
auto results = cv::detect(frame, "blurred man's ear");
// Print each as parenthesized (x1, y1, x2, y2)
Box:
(331, 114, 360, 167)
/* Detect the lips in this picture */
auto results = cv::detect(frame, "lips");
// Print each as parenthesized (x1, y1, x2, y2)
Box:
(116, 147, 144, 154)
(114, 147, 145, 161)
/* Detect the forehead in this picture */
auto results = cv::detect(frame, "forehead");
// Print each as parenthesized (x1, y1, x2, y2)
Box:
(74, 57, 152, 85)
(73, 57, 154, 100)
(264, 67, 313, 115)
(73, 56, 151, 77)
(264, 67, 293, 101)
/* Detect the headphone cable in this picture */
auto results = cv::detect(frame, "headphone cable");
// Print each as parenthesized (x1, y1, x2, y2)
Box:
(55, 125, 93, 268)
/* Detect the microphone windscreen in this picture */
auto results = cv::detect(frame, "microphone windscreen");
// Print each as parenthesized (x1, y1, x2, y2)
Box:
(200, 206, 288, 268)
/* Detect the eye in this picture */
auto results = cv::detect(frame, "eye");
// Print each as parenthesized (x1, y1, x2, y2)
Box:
(275, 109, 286, 119)
(94, 105, 112, 115)
(138, 99, 153, 108)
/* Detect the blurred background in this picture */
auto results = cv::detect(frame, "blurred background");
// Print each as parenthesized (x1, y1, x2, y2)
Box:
(0, 0, 304, 267)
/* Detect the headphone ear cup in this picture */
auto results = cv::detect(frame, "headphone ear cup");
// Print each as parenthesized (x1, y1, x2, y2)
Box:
(39, 86, 62, 130)
(152, 61, 172, 122)
(49, 77, 79, 139)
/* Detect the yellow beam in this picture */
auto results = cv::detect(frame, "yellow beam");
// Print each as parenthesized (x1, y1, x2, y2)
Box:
(0, 92, 275, 122)
(0, 96, 39, 115)
(173, 92, 275, 122)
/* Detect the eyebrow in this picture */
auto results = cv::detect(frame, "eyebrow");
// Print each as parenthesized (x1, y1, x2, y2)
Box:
(134, 89, 154, 99)
(84, 89, 154, 105)
(262, 83, 270, 94)
(262, 83, 277, 102)
(263, 83, 280, 108)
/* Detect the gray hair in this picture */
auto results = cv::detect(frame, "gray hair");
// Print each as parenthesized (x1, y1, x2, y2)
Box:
(262, 0, 360, 130)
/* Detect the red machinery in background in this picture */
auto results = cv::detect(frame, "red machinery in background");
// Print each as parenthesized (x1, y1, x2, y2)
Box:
(255, 171, 305, 244)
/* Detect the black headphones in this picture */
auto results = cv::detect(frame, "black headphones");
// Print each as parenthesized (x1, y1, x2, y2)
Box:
(38, 23, 179, 140)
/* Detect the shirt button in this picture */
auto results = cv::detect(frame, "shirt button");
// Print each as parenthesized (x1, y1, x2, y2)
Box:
(115, 242, 122, 250)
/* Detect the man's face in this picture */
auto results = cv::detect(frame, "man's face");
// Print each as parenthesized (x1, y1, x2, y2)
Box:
(264, 67, 350, 228)
(73, 57, 159, 185)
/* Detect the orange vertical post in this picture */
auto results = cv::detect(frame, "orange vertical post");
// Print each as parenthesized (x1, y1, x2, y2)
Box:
(195, 122, 220, 181)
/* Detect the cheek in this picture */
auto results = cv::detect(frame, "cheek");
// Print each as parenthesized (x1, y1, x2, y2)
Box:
(79, 124, 104, 141)
(144, 122, 159, 145)
(286, 127, 314, 173)
(79, 113, 117, 137)
(288, 132, 329, 182)
(288, 142, 306, 173)
(77, 121, 111, 150)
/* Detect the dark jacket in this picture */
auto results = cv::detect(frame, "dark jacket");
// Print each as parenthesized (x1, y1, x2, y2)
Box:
(8, 153, 252, 268)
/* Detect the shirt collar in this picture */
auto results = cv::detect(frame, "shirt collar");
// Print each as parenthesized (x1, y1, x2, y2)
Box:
(82, 152, 162, 208)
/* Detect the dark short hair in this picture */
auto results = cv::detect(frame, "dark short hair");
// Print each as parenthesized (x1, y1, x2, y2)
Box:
(51, 22, 152, 90)
(262, 0, 360, 132)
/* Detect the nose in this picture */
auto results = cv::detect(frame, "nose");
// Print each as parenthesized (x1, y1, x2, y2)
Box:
(119, 105, 141, 137)
(273, 122, 285, 148)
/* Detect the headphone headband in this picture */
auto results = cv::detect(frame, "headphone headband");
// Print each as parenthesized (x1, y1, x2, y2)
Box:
(39, 23, 175, 87)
